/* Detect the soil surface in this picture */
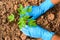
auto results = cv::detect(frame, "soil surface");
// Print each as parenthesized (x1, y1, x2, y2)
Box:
(0, 0, 60, 40)
(0, 0, 42, 40)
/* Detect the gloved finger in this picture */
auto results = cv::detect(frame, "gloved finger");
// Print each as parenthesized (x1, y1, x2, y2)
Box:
(27, 6, 40, 20)
(20, 25, 30, 36)
(20, 25, 55, 39)
(39, 0, 54, 13)
(31, 0, 54, 20)
(20, 25, 42, 38)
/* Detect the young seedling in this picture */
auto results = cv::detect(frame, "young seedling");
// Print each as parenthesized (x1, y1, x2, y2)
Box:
(18, 4, 36, 29)
(18, 4, 32, 15)
(8, 14, 14, 22)
(28, 19, 37, 27)
(17, 4, 27, 15)
(18, 18, 26, 29)
(18, 15, 30, 29)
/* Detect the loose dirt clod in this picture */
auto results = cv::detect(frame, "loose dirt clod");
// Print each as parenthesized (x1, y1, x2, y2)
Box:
(20, 34, 27, 40)
(47, 13, 55, 20)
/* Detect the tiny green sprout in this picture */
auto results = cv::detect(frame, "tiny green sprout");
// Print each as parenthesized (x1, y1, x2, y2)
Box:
(27, 6, 32, 12)
(17, 4, 36, 29)
(28, 19, 37, 27)
(19, 4, 23, 11)
(18, 15, 30, 29)
(17, 4, 23, 15)
(18, 18, 26, 29)
(8, 14, 14, 22)
(23, 15, 30, 20)
(20, 9, 27, 15)
(17, 4, 27, 15)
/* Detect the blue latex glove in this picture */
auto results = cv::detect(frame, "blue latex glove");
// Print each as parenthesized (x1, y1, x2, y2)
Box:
(21, 25, 54, 40)
(31, 0, 54, 20)
(23, 0, 54, 20)
(20, 0, 55, 40)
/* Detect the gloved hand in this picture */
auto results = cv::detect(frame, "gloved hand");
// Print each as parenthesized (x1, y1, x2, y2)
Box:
(31, 0, 54, 20)
(23, 0, 54, 20)
(20, 0, 55, 40)
(21, 25, 54, 40)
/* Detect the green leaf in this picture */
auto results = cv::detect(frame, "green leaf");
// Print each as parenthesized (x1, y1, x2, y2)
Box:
(18, 6, 27, 15)
(28, 19, 37, 27)
(8, 14, 14, 22)
(27, 6, 32, 12)
(18, 18, 26, 29)
(17, 4, 36, 29)
(17, 8, 21, 15)
(23, 16, 30, 20)
(20, 9, 27, 15)
(19, 4, 23, 10)
(17, 4, 25, 15)
(18, 23, 23, 29)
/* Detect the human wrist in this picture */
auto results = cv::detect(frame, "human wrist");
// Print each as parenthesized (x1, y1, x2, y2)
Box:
(52, 35, 60, 40)
(51, 0, 60, 5)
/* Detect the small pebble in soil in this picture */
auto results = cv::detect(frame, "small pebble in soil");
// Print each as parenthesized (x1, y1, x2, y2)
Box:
(14, 5, 17, 10)
(43, 20, 48, 25)
(20, 34, 27, 40)
(5, 36, 10, 40)
(47, 13, 55, 20)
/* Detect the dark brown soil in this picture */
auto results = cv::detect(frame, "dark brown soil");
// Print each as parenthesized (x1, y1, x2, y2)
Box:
(0, 0, 60, 40)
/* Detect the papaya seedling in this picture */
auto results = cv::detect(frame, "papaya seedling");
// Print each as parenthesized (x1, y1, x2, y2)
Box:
(17, 4, 32, 15)
(8, 14, 14, 22)
(17, 4, 27, 15)
(18, 18, 26, 29)
(28, 19, 37, 27)
(18, 15, 30, 29)
(17, 4, 37, 29)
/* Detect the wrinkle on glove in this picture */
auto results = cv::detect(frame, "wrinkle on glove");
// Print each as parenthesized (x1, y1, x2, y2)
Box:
(21, 25, 55, 40)
(29, 0, 54, 20)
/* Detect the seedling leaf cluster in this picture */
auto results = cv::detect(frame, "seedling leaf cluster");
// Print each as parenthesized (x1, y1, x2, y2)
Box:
(18, 4, 37, 29)
(8, 14, 14, 22)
